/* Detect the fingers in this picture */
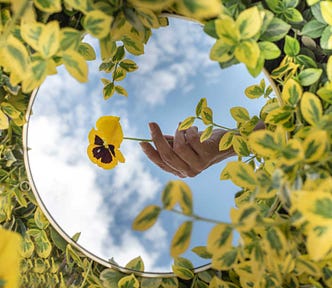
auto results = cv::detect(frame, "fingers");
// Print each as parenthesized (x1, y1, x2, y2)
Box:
(148, 123, 198, 177)
(139, 142, 183, 177)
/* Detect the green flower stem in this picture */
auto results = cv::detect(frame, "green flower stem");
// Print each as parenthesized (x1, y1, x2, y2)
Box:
(196, 117, 238, 132)
(123, 137, 153, 142)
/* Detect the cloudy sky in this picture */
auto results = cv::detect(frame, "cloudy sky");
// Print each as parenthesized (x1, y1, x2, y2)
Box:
(27, 18, 267, 272)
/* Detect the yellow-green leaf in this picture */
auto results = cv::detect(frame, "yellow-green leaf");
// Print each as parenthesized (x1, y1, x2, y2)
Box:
(236, 6, 262, 39)
(115, 85, 128, 97)
(64, 0, 88, 12)
(234, 40, 260, 68)
(195, 98, 207, 117)
(207, 224, 233, 256)
(39, 21, 60, 58)
(300, 92, 323, 125)
(174, 181, 192, 215)
(174, 0, 221, 20)
(160, 277, 179, 288)
(62, 50, 88, 82)
(223, 161, 257, 190)
(265, 106, 293, 125)
(303, 130, 327, 162)
(34, 207, 49, 230)
(119, 59, 138, 72)
(179, 116, 196, 131)
(21, 22, 44, 53)
(230, 203, 258, 231)
(230, 106, 250, 123)
(1, 102, 20, 119)
(78, 42, 96, 61)
(327, 56, 332, 82)
(128, 0, 174, 10)
(171, 221, 193, 257)
(219, 132, 234, 151)
(172, 265, 194, 280)
(21, 234, 34, 258)
(280, 138, 304, 166)
(118, 274, 139, 288)
(232, 135, 250, 157)
(211, 248, 238, 270)
(136, 7, 159, 28)
(200, 125, 213, 143)
(33, 0, 61, 13)
(210, 39, 234, 63)
(99, 34, 117, 61)
(321, 1, 332, 25)
(83, 10, 113, 39)
(245, 84, 264, 99)
(248, 130, 279, 158)
(215, 16, 240, 45)
(132, 205, 161, 231)
(0, 110, 9, 129)
(122, 34, 144, 55)
(125, 256, 144, 271)
(27, 229, 52, 258)
(307, 225, 332, 261)
(161, 181, 179, 210)
(209, 276, 239, 288)
(264, 227, 288, 258)
(200, 107, 213, 124)
(281, 78, 303, 106)
(191, 246, 212, 259)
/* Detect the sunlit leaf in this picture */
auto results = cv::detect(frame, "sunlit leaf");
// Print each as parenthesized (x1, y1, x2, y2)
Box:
(207, 223, 233, 256)
(218, 132, 234, 151)
(259, 41, 281, 60)
(234, 40, 260, 68)
(114, 85, 128, 97)
(62, 50, 88, 82)
(118, 274, 139, 288)
(212, 248, 238, 270)
(300, 92, 323, 125)
(125, 256, 144, 271)
(195, 98, 207, 117)
(223, 161, 257, 190)
(83, 10, 113, 39)
(298, 68, 322, 86)
(78, 42, 96, 61)
(236, 6, 262, 39)
(232, 136, 250, 157)
(0, 110, 9, 129)
(200, 107, 213, 125)
(33, 0, 61, 13)
(27, 229, 52, 258)
(210, 40, 234, 63)
(230, 106, 250, 123)
(191, 246, 212, 259)
(171, 221, 193, 257)
(64, 0, 88, 12)
(200, 125, 213, 143)
(132, 205, 161, 231)
(320, 1, 332, 25)
(282, 78, 303, 106)
(179, 116, 195, 131)
(248, 130, 279, 158)
(303, 130, 327, 162)
(34, 207, 49, 230)
(215, 16, 240, 45)
(174, 0, 221, 20)
(209, 276, 240, 288)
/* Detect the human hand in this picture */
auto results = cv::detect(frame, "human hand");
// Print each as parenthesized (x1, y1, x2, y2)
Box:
(139, 122, 235, 178)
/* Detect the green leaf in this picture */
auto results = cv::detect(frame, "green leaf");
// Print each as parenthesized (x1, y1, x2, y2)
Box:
(282, 78, 303, 106)
(125, 256, 144, 271)
(284, 7, 303, 23)
(33, 0, 61, 13)
(260, 17, 291, 41)
(232, 136, 250, 157)
(209, 40, 234, 63)
(113, 67, 126, 81)
(100, 269, 125, 288)
(103, 81, 115, 100)
(60, 28, 82, 51)
(27, 229, 52, 258)
(132, 205, 161, 231)
(171, 221, 193, 257)
(1, 102, 20, 119)
(200, 125, 213, 142)
(245, 84, 264, 99)
(265, 227, 287, 258)
(302, 19, 327, 38)
(300, 92, 323, 125)
(64, 0, 88, 12)
(248, 130, 279, 157)
(284, 35, 300, 57)
(172, 265, 194, 280)
(118, 274, 139, 288)
(83, 10, 113, 39)
(215, 17, 240, 45)
(223, 161, 257, 190)
(179, 116, 195, 130)
(212, 248, 238, 270)
(320, 26, 332, 50)
(258, 41, 281, 60)
(122, 35, 144, 55)
(298, 68, 322, 86)
(218, 132, 234, 151)
(161, 278, 179, 288)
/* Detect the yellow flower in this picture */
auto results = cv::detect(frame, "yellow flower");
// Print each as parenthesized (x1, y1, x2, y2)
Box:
(0, 229, 22, 288)
(87, 116, 125, 169)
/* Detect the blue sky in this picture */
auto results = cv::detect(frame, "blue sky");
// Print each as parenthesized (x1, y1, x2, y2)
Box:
(27, 18, 267, 272)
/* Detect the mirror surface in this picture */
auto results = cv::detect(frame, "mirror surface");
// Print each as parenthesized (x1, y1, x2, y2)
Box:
(26, 18, 267, 272)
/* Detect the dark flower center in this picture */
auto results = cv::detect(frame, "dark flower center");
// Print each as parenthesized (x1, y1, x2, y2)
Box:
(92, 135, 116, 164)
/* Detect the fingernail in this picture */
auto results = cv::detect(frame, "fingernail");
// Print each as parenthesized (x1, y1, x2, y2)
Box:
(149, 122, 156, 134)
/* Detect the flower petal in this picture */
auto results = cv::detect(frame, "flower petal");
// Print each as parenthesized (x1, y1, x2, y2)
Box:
(96, 116, 123, 146)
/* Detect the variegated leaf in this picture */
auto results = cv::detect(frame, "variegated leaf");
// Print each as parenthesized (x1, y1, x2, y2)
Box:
(248, 130, 279, 158)
(223, 161, 257, 190)
(200, 106, 213, 125)
(207, 224, 233, 256)
(236, 6, 262, 39)
(179, 116, 195, 131)
(234, 40, 260, 68)
(171, 221, 193, 257)
(62, 50, 88, 82)
(300, 92, 323, 125)
(118, 274, 139, 288)
(281, 78, 303, 106)
(200, 125, 213, 142)
(132, 205, 161, 231)
(303, 130, 327, 162)
(232, 135, 250, 157)
(33, 0, 61, 13)
(219, 132, 234, 151)
(83, 10, 113, 39)
(125, 256, 144, 271)
(230, 106, 250, 123)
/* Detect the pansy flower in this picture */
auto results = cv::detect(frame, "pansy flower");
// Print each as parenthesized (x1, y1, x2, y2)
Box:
(87, 116, 125, 169)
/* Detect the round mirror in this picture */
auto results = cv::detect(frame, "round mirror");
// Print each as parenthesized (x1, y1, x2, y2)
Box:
(24, 17, 267, 274)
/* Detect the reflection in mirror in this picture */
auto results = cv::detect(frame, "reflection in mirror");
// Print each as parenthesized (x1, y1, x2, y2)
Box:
(26, 18, 267, 273)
